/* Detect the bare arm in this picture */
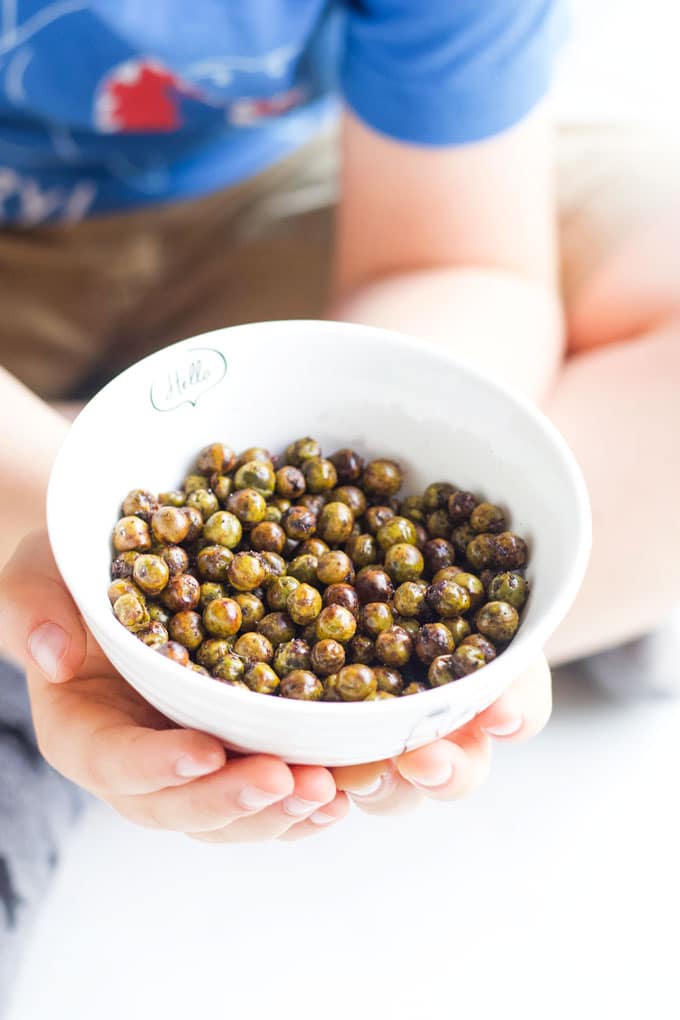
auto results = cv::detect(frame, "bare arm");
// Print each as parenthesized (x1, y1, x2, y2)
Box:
(330, 108, 564, 402)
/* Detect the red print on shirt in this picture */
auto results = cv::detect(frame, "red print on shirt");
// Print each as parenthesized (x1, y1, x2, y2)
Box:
(95, 59, 203, 133)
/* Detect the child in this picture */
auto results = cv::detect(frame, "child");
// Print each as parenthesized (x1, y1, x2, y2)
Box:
(0, 0, 678, 1007)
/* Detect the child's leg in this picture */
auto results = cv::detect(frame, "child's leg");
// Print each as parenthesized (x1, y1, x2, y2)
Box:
(545, 124, 680, 664)
(0, 661, 86, 1015)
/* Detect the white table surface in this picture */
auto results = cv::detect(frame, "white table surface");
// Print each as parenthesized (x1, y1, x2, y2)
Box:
(8, 670, 680, 1020)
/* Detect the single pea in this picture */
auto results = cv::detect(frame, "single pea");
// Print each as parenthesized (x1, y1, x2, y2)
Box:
(323, 673, 341, 701)
(110, 550, 140, 579)
(362, 459, 402, 498)
(297, 493, 328, 516)
(364, 505, 395, 534)
(155, 544, 189, 577)
(451, 523, 476, 558)
(423, 482, 455, 512)
(355, 568, 394, 604)
(285, 437, 322, 466)
(333, 485, 367, 516)
(318, 501, 355, 544)
(186, 488, 219, 520)
(403, 681, 428, 696)
(310, 639, 346, 676)
(287, 583, 323, 626)
(400, 495, 426, 523)
(113, 592, 149, 631)
(107, 578, 142, 604)
(183, 474, 210, 494)
(393, 580, 428, 618)
(243, 662, 280, 695)
(150, 507, 189, 545)
(249, 521, 285, 554)
(234, 631, 274, 664)
(196, 545, 234, 582)
(213, 653, 246, 684)
(197, 443, 236, 474)
(113, 516, 152, 552)
(392, 615, 421, 639)
(261, 552, 287, 582)
(267, 576, 300, 612)
(273, 638, 312, 677)
(298, 537, 330, 559)
(376, 516, 418, 550)
(226, 488, 267, 528)
(132, 554, 170, 596)
(264, 506, 282, 524)
(431, 566, 460, 584)
(488, 571, 528, 609)
(452, 571, 486, 611)
(329, 448, 365, 484)
(451, 644, 487, 676)
(492, 532, 528, 571)
(360, 602, 394, 637)
(427, 655, 457, 687)
(315, 605, 357, 643)
(202, 597, 242, 638)
(461, 633, 497, 663)
(147, 603, 171, 625)
(415, 623, 455, 664)
(337, 664, 377, 701)
(422, 538, 456, 577)
(228, 552, 267, 592)
(476, 601, 519, 642)
(470, 502, 506, 535)
(122, 489, 159, 522)
(426, 509, 452, 539)
(257, 612, 296, 647)
(345, 533, 377, 569)
(136, 621, 169, 649)
(375, 625, 413, 667)
(275, 465, 306, 500)
(302, 457, 338, 493)
(156, 641, 190, 667)
(426, 579, 471, 618)
(441, 616, 471, 645)
(168, 610, 205, 650)
(234, 459, 276, 497)
(282, 505, 317, 541)
(447, 490, 477, 523)
(236, 446, 273, 469)
(466, 534, 498, 571)
(384, 543, 424, 584)
(234, 592, 266, 632)
(323, 583, 360, 617)
(373, 666, 404, 696)
(317, 550, 354, 586)
(350, 633, 376, 664)
(158, 489, 186, 508)
(197, 638, 234, 669)
(211, 474, 234, 505)
(287, 554, 320, 586)
(348, 521, 362, 539)
(202, 510, 242, 548)
(162, 573, 201, 612)
(182, 507, 204, 542)
(280, 670, 324, 701)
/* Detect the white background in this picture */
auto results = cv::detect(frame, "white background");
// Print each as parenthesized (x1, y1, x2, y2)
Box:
(7, 3, 680, 1018)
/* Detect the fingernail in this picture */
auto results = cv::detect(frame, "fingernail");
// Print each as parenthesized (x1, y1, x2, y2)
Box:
(483, 716, 524, 737)
(175, 755, 221, 779)
(309, 810, 337, 826)
(347, 769, 395, 801)
(28, 622, 68, 682)
(282, 796, 323, 818)
(237, 786, 283, 812)
(410, 763, 453, 789)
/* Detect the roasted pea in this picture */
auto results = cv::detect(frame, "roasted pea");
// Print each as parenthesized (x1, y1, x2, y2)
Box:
(234, 592, 266, 632)
(315, 605, 357, 643)
(234, 460, 276, 497)
(355, 567, 394, 604)
(158, 489, 186, 507)
(360, 602, 394, 636)
(451, 644, 487, 676)
(318, 501, 354, 544)
(287, 553, 320, 585)
(451, 522, 476, 557)
(373, 666, 404, 696)
(162, 573, 200, 612)
(280, 670, 324, 701)
(196, 544, 234, 582)
(298, 537, 330, 559)
(364, 505, 395, 534)
(431, 566, 460, 584)
(202, 597, 242, 637)
(202, 510, 242, 548)
(317, 550, 354, 586)
(266, 576, 299, 612)
(260, 552, 286, 581)
(375, 625, 413, 667)
(452, 571, 486, 611)
(376, 516, 417, 550)
(186, 488, 220, 520)
(448, 490, 477, 523)
(344, 533, 377, 569)
(234, 631, 274, 664)
(423, 482, 455, 512)
(323, 583, 360, 617)
(136, 621, 169, 648)
(425, 510, 452, 539)
(362, 459, 402, 498)
(132, 554, 170, 595)
(237, 446, 273, 469)
(492, 532, 528, 570)
(147, 603, 171, 625)
(113, 515, 152, 552)
(243, 662, 280, 695)
(393, 580, 428, 618)
(226, 488, 267, 528)
(156, 641, 190, 666)
(213, 653, 246, 684)
(298, 493, 328, 516)
(282, 505, 317, 541)
(156, 544, 189, 577)
(113, 593, 149, 631)
(285, 437, 322, 466)
(122, 489, 159, 522)
(426, 579, 471, 618)
(422, 538, 456, 577)
(107, 578, 142, 604)
(384, 543, 424, 584)
(466, 534, 498, 571)
(392, 615, 421, 639)
(350, 633, 376, 664)
(441, 616, 471, 645)
(461, 633, 497, 663)
(311, 639, 346, 676)
(273, 638, 312, 676)
(197, 638, 234, 669)
(302, 457, 337, 493)
(415, 623, 454, 664)
(211, 474, 234, 505)
(337, 664, 377, 701)
(258, 612, 296, 647)
(403, 681, 428, 696)
(476, 601, 519, 642)
(228, 552, 266, 592)
(110, 550, 140, 579)
(168, 610, 204, 650)
(275, 465, 306, 500)
(287, 583, 323, 626)
(470, 502, 505, 535)
(197, 443, 236, 474)
(329, 448, 364, 484)
(400, 495, 426, 523)
(182, 507, 204, 542)
(333, 485, 367, 516)
(250, 521, 286, 554)
(150, 507, 189, 545)
(183, 474, 210, 494)
(488, 571, 528, 609)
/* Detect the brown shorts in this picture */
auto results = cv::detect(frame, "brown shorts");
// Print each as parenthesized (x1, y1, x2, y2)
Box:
(1, 123, 678, 400)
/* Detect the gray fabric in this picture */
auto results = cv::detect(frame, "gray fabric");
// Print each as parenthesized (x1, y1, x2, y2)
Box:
(578, 609, 680, 700)
(0, 660, 85, 1017)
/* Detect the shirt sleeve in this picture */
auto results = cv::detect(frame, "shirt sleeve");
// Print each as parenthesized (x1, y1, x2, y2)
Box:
(340, 0, 568, 146)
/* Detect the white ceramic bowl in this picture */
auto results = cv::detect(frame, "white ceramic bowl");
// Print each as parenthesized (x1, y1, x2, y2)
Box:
(47, 320, 590, 766)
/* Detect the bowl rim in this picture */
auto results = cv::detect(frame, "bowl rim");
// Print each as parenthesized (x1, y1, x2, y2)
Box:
(47, 318, 592, 716)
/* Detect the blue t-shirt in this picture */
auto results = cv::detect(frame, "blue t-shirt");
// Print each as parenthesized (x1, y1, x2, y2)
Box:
(0, 1, 565, 225)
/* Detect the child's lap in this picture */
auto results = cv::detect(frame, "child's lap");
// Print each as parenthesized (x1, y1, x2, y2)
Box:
(0, 123, 677, 401)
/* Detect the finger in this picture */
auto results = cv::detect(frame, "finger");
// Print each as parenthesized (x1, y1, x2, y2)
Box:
(113, 755, 295, 832)
(277, 793, 351, 841)
(474, 655, 552, 742)
(336, 761, 423, 815)
(0, 530, 87, 683)
(395, 729, 492, 801)
(188, 765, 337, 842)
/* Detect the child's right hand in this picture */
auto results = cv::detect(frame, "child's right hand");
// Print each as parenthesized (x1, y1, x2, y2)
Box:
(0, 532, 348, 842)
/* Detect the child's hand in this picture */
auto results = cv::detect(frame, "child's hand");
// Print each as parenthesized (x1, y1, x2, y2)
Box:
(0, 532, 348, 842)
(331, 658, 551, 817)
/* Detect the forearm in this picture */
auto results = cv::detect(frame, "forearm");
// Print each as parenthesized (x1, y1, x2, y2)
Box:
(330, 266, 565, 404)
(0, 367, 70, 568)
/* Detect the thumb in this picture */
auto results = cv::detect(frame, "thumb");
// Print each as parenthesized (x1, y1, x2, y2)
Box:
(0, 530, 88, 683)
